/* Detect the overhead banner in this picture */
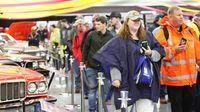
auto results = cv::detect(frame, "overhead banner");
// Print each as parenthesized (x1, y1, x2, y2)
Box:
(0, 0, 106, 19)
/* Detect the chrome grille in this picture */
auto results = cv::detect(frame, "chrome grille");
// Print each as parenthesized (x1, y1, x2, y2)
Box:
(0, 81, 26, 103)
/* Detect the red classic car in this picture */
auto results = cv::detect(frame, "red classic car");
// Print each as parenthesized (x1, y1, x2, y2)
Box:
(0, 33, 47, 56)
(4, 22, 36, 41)
(0, 65, 49, 110)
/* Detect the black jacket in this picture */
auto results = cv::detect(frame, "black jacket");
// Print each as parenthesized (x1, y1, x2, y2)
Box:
(82, 30, 113, 68)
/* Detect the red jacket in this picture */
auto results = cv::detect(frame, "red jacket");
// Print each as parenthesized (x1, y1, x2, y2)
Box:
(72, 31, 85, 65)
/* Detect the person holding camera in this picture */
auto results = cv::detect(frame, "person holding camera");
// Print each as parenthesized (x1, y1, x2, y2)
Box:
(154, 6, 200, 112)
(50, 24, 61, 50)
(94, 10, 165, 112)
(50, 24, 61, 70)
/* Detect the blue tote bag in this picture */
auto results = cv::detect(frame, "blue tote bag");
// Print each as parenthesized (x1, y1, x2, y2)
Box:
(133, 55, 154, 87)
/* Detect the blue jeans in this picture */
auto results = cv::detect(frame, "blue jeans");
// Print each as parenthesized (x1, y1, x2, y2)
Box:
(85, 68, 111, 112)
(86, 68, 98, 112)
(72, 59, 89, 95)
(104, 78, 111, 100)
(72, 59, 81, 89)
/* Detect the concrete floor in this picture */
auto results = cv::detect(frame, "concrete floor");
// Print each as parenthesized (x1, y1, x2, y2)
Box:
(0, 66, 171, 112)
(47, 70, 172, 112)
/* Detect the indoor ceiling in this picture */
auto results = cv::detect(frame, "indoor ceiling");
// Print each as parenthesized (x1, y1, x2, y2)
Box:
(0, 0, 106, 19)
(99, 0, 200, 6)
(0, 0, 199, 19)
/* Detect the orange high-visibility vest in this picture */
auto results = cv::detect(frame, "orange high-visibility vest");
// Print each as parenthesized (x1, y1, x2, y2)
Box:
(155, 23, 200, 86)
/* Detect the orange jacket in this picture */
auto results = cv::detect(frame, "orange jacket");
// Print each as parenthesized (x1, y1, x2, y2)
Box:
(155, 16, 200, 86)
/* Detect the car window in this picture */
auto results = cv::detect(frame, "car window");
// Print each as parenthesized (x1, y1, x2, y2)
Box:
(0, 35, 7, 44)
(1, 35, 11, 42)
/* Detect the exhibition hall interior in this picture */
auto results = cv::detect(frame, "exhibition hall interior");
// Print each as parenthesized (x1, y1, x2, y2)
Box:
(0, 0, 200, 112)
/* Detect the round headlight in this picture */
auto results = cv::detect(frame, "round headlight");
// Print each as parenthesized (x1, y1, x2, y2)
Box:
(38, 82, 47, 92)
(28, 82, 37, 93)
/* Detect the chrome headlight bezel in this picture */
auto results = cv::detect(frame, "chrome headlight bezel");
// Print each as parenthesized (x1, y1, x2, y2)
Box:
(38, 81, 47, 92)
(28, 82, 37, 93)
(28, 80, 48, 94)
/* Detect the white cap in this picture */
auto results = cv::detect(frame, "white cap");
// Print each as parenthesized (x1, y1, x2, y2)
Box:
(126, 10, 142, 20)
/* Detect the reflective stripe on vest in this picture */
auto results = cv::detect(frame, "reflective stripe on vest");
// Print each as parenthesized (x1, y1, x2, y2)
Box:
(164, 47, 173, 59)
(167, 31, 173, 59)
(161, 74, 197, 81)
(162, 59, 196, 66)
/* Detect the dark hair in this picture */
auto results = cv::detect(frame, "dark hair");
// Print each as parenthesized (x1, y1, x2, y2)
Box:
(51, 24, 56, 28)
(96, 16, 107, 25)
(153, 13, 167, 25)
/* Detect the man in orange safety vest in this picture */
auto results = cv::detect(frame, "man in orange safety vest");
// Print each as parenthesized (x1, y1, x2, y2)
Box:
(155, 6, 200, 112)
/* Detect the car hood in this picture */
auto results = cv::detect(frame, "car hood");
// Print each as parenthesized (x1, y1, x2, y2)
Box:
(0, 55, 9, 60)
(0, 55, 15, 64)
(3, 53, 42, 61)
(0, 65, 45, 81)
(4, 44, 38, 51)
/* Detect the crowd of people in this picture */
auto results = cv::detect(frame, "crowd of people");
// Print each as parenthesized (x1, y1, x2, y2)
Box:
(26, 6, 200, 112)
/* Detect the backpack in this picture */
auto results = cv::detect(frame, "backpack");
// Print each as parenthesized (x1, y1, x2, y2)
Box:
(162, 26, 193, 40)
(163, 26, 169, 40)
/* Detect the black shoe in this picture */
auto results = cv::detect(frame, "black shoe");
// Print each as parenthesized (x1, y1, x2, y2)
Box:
(160, 97, 168, 104)
(75, 88, 81, 93)
(84, 96, 88, 99)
